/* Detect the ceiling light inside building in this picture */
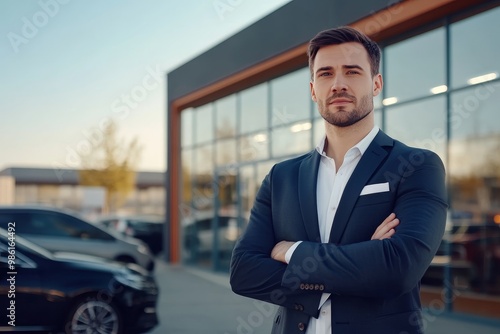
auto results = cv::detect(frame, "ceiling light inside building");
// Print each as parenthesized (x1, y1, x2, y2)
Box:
(290, 122, 312, 133)
(467, 72, 498, 85)
(382, 97, 398, 106)
(253, 133, 267, 143)
(430, 85, 448, 94)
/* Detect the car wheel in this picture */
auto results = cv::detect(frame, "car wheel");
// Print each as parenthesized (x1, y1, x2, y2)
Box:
(66, 297, 122, 334)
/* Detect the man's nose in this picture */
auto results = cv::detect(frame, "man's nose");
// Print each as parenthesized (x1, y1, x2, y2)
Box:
(331, 75, 348, 92)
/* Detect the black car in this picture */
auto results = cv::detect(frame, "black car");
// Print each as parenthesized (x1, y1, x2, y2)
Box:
(0, 206, 155, 271)
(0, 228, 159, 333)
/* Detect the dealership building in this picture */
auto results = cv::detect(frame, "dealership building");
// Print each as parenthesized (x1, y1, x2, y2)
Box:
(166, 0, 500, 318)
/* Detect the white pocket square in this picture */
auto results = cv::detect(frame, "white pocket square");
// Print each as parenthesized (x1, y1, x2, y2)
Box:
(360, 182, 390, 196)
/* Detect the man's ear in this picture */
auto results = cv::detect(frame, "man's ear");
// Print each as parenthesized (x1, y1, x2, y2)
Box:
(373, 73, 383, 97)
(310, 81, 317, 102)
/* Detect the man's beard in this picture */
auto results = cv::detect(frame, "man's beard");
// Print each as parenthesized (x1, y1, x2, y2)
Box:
(318, 93, 373, 127)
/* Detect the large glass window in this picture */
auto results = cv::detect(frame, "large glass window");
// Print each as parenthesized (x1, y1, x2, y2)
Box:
(385, 96, 447, 161)
(271, 121, 312, 158)
(313, 118, 324, 148)
(176, 5, 500, 308)
(215, 94, 237, 139)
(385, 28, 446, 103)
(374, 109, 383, 129)
(240, 165, 256, 222)
(448, 85, 500, 295)
(192, 144, 214, 212)
(451, 7, 500, 89)
(181, 149, 194, 208)
(216, 139, 237, 166)
(240, 132, 269, 162)
(181, 108, 194, 148)
(271, 68, 311, 127)
(240, 83, 268, 134)
(194, 104, 214, 145)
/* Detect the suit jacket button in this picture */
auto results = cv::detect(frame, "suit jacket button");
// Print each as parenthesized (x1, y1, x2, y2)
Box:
(309, 284, 314, 290)
(298, 322, 305, 331)
(319, 284, 325, 291)
(314, 284, 319, 290)
(300, 283, 305, 290)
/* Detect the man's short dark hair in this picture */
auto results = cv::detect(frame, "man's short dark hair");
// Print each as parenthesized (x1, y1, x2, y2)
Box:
(308, 26, 381, 78)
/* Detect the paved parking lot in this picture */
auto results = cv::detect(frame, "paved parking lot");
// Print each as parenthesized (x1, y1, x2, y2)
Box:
(149, 260, 500, 334)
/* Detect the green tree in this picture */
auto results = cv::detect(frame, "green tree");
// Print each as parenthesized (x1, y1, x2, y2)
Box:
(79, 120, 142, 213)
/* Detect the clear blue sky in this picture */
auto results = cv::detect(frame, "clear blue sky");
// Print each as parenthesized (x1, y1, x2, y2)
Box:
(0, 0, 291, 171)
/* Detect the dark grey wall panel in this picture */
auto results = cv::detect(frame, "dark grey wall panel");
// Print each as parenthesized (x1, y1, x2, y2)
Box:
(167, 0, 394, 103)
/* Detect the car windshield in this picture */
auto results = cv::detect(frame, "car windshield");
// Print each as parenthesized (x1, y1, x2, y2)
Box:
(0, 227, 53, 260)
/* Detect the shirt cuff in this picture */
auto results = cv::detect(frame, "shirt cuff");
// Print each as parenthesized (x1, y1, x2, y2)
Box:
(284, 241, 302, 264)
(318, 293, 331, 309)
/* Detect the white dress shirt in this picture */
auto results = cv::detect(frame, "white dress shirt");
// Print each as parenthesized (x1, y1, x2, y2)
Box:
(285, 126, 379, 334)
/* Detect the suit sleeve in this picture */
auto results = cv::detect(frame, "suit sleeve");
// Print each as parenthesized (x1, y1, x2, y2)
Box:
(283, 150, 448, 299)
(230, 166, 322, 317)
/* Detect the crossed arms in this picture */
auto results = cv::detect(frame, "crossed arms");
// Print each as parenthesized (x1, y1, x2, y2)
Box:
(230, 150, 447, 317)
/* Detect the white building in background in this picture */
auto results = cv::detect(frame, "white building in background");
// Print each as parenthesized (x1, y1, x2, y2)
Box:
(0, 167, 165, 216)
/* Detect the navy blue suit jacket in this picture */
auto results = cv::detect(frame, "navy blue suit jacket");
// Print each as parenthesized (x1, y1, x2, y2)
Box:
(230, 130, 448, 334)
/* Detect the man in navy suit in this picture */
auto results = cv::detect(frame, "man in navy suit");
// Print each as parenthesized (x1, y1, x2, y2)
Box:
(230, 26, 448, 334)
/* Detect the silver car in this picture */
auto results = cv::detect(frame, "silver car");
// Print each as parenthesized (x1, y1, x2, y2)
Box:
(0, 205, 155, 271)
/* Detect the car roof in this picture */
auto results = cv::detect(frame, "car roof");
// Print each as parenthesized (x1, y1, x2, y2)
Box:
(98, 215, 164, 223)
(0, 204, 89, 220)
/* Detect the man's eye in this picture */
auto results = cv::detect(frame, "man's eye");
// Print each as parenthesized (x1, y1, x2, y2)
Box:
(347, 71, 359, 75)
(319, 72, 331, 77)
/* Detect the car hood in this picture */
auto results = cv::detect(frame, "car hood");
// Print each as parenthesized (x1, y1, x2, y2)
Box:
(53, 251, 149, 276)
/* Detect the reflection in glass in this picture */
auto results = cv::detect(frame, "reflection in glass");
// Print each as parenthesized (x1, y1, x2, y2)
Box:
(448, 86, 500, 295)
(215, 94, 237, 139)
(240, 165, 256, 222)
(181, 108, 194, 148)
(374, 60, 383, 109)
(240, 132, 269, 162)
(385, 28, 445, 103)
(374, 109, 382, 129)
(451, 7, 500, 89)
(240, 83, 268, 134)
(214, 169, 239, 271)
(271, 68, 311, 127)
(181, 149, 193, 206)
(216, 138, 237, 166)
(385, 96, 447, 161)
(313, 117, 324, 147)
(192, 144, 214, 212)
(182, 208, 215, 269)
(449, 86, 500, 177)
(272, 122, 312, 158)
(195, 104, 214, 145)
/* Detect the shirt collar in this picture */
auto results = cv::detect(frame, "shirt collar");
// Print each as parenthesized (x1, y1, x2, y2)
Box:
(316, 126, 379, 157)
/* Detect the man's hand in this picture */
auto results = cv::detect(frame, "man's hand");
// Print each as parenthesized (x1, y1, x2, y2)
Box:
(371, 213, 399, 240)
(271, 241, 295, 263)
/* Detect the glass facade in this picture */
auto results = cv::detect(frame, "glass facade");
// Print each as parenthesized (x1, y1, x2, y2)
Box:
(178, 6, 500, 307)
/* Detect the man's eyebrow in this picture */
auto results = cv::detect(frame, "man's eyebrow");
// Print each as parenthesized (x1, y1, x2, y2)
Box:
(344, 64, 364, 71)
(315, 64, 365, 75)
(315, 66, 333, 75)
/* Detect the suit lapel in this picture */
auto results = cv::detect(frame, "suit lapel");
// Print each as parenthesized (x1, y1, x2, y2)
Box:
(328, 131, 393, 244)
(298, 150, 322, 242)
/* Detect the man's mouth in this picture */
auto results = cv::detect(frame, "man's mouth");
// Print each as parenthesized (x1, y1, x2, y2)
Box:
(329, 98, 353, 105)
